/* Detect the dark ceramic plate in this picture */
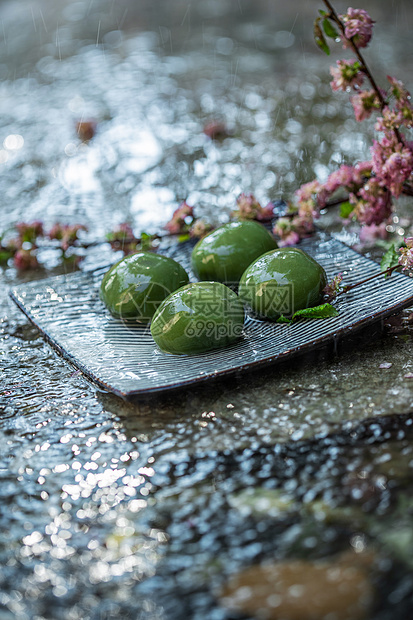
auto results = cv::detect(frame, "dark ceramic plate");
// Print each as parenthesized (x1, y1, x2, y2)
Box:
(9, 232, 413, 399)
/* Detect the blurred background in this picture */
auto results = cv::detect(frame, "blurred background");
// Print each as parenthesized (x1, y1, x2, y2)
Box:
(0, 0, 412, 249)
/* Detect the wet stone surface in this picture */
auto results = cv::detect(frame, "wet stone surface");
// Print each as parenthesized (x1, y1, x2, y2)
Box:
(1, 1, 413, 618)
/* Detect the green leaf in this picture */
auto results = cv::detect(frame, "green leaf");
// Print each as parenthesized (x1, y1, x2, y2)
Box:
(314, 18, 330, 55)
(380, 243, 400, 274)
(292, 303, 339, 321)
(318, 9, 327, 16)
(322, 18, 339, 39)
(276, 315, 292, 324)
(178, 233, 191, 243)
(339, 201, 354, 219)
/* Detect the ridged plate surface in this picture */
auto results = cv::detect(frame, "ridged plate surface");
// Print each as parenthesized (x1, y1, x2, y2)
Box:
(9, 232, 413, 399)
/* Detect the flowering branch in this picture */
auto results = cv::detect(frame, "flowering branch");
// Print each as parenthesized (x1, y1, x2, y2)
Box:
(0, 222, 88, 270)
(323, 0, 406, 148)
(322, 1, 383, 104)
(278, 3, 413, 249)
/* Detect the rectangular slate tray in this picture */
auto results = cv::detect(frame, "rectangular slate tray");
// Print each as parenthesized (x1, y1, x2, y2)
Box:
(9, 232, 413, 399)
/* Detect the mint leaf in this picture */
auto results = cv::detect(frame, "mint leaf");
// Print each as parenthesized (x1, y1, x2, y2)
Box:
(380, 243, 400, 274)
(292, 303, 339, 321)
(276, 315, 291, 324)
(322, 18, 339, 39)
(339, 201, 354, 219)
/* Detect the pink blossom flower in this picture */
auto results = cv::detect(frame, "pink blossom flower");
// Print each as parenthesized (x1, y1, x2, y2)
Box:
(399, 238, 413, 271)
(294, 180, 321, 219)
(323, 165, 356, 194)
(16, 220, 44, 244)
(294, 213, 316, 235)
(353, 160, 373, 184)
(323, 273, 343, 301)
(375, 107, 404, 132)
(371, 137, 413, 197)
(317, 163, 373, 207)
(105, 223, 137, 254)
(165, 201, 194, 234)
(189, 219, 212, 239)
(256, 201, 275, 221)
(295, 180, 320, 203)
(49, 223, 87, 251)
(387, 76, 411, 105)
(330, 59, 363, 92)
(14, 249, 39, 270)
(350, 179, 393, 226)
(294, 179, 324, 223)
(350, 89, 381, 122)
(232, 193, 263, 220)
(385, 78, 413, 126)
(341, 8, 374, 49)
(277, 231, 300, 247)
(272, 218, 297, 245)
(273, 217, 300, 246)
(273, 214, 315, 246)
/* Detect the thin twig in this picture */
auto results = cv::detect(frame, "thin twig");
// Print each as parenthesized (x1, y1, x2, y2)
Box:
(339, 264, 399, 294)
(322, 0, 404, 145)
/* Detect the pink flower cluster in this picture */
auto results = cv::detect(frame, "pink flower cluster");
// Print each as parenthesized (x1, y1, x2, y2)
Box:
(273, 215, 314, 247)
(340, 7, 374, 49)
(273, 181, 321, 246)
(164, 201, 212, 239)
(289, 155, 394, 240)
(15, 220, 44, 244)
(13, 248, 40, 270)
(189, 219, 212, 239)
(351, 89, 381, 122)
(106, 223, 137, 255)
(399, 238, 413, 271)
(349, 179, 392, 225)
(330, 59, 363, 92)
(319, 161, 372, 203)
(164, 202, 194, 234)
(49, 223, 87, 251)
(385, 77, 413, 126)
(325, 163, 393, 226)
(323, 273, 343, 302)
(372, 136, 413, 197)
(286, 7, 413, 244)
(232, 193, 274, 221)
(9, 220, 45, 270)
(0, 220, 88, 270)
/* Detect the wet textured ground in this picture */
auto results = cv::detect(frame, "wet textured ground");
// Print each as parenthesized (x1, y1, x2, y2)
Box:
(2, 0, 413, 618)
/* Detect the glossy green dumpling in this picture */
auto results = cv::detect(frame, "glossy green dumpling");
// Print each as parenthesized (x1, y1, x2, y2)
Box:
(151, 281, 245, 354)
(191, 221, 278, 284)
(100, 252, 189, 322)
(238, 248, 327, 320)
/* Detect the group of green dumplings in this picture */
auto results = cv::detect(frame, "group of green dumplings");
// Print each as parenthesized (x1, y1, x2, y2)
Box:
(100, 221, 327, 355)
